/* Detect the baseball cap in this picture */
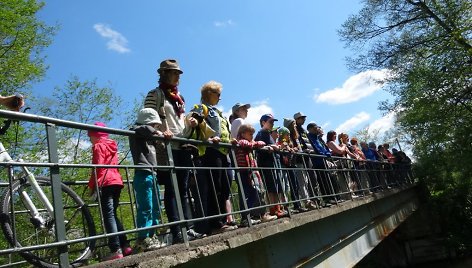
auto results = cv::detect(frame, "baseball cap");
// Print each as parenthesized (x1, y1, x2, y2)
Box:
(260, 114, 278, 122)
(306, 122, 319, 129)
(231, 103, 251, 114)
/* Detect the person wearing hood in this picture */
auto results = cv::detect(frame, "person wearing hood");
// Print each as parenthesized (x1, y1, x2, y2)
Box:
(88, 122, 131, 260)
(128, 108, 166, 252)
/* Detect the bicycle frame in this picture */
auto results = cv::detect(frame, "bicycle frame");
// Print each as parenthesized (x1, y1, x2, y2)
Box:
(0, 142, 54, 226)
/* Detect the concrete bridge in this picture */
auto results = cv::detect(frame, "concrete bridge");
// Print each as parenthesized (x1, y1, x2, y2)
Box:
(0, 110, 417, 268)
(90, 185, 418, 268)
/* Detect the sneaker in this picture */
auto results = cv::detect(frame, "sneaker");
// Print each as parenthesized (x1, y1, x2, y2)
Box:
(239, 218, 261, 227)
(172, 231, 184, 244)
(151, 235, 167, 247)
(134, 237, 161, 253)
(305, 201, 317, 210)
(212, 224, 238, 234)
(295, 207, 309, 213)
(187, 228, 206, 240)
(275, 209, 288, 218)
(321, 202, 332, 208)
(261, 213, 277, 222)
(122, 246, 133, 256)
(103, 249, 123, 261)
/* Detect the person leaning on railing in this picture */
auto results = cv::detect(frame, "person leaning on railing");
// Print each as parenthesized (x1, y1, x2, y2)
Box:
(189, 81, 236, 235)
(143, 59, 204, 244)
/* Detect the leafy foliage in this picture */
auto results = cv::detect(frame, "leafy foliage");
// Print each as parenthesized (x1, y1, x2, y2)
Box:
(340, 0, 472, 255)
(0, 0, 57, 94)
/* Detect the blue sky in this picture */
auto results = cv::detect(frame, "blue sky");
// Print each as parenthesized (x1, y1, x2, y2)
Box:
(34, 1, 396, 139)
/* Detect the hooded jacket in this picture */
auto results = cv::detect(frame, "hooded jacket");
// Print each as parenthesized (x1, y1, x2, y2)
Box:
(88, 138, 123, 189)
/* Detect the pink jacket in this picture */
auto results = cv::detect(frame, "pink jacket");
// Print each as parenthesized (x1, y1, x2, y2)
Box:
(88, 138, 123, 189)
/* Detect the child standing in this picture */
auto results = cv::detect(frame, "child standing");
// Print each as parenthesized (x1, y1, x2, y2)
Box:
(88, 122, 131, 260)
(255, 114, 285, 218)
(277, 126, 304, 213)
(129, 108, 165, 252)
(232, 124, 277, 226)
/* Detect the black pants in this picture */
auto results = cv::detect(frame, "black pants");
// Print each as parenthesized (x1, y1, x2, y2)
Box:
(159, 149, 193, 237)
(193, 148, 231, 234)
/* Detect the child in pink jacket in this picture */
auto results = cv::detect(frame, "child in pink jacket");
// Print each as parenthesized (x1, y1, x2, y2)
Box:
(88, 122, 131, 260)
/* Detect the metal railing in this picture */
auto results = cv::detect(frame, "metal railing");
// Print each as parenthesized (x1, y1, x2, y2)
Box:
(0, 110, 414, 267)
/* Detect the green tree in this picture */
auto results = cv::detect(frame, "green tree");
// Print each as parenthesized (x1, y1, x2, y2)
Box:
(0, 0, 57, 94)
(340, 0, 472, 255)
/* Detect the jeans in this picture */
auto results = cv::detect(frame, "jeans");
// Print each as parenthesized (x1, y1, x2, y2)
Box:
(238, 170, 264, 219)
(133, 170, 161, 239)
(100, 185, 128, 252)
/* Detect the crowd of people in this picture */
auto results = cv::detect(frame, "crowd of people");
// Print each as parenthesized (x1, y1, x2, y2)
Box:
(0, 59, 412, 261)
(87, 58, 412, 260)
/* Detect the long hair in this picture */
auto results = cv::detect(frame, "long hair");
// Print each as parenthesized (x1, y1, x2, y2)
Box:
(327, 130, 337, 142)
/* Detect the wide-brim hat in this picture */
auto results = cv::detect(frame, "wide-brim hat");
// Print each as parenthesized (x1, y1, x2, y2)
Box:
(293, 112, 307, 120)
(232, 103, 251, 114)
(157, 59, 183, 74)
(283, 118, 295, 128)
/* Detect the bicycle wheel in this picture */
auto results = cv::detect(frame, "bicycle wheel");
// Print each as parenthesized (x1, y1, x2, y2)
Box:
(0, 177, 96, 268)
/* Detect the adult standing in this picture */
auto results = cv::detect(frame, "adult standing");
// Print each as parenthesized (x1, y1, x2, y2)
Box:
(189, 81, 236, 234)
(230, 103, 250, 139)
(228, 102, 250, 225)
(293, 112, 320, 207)
(144, 59, 204, 243)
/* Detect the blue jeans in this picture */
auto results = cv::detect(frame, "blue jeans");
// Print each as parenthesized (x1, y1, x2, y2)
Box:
(100, 185, 128, 252)
(238, 170, 264, 219)
(133, 170, 161, 239)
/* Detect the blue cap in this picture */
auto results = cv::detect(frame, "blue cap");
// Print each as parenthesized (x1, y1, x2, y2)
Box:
(260, 114, 278, 122)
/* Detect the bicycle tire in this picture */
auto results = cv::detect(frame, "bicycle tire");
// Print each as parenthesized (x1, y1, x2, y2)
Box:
(0, 177, 96, 268)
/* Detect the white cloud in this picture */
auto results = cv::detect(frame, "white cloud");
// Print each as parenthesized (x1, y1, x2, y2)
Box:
(368, 111, 396, 136)
(314, 69, 389, 105)
(93, 23, 130, 53)
(335, 112, 371, 134)
(246, 101, 274, 126)
(214, 19, 235, 27)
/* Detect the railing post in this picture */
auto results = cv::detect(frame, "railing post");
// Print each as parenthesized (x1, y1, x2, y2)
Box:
(166, 143, 188, 244)
(46, 123, 69, 267)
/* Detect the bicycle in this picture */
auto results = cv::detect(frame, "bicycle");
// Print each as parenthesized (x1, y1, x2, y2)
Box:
(0, 117, 96, 268)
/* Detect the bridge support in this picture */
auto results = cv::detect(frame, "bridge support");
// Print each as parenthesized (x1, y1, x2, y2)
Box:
(89, 186, 419, 268)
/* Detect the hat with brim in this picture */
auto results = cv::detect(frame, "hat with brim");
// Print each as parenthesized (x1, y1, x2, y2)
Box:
(283, 118, 295, 128)
(157, 59, 183, 74)
(260, 114, 278, 122)
(232, 103, 251, 114)
(293, 112, 307, 120)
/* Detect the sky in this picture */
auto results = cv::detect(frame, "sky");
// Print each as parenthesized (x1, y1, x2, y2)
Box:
(33, 1, 396, 141)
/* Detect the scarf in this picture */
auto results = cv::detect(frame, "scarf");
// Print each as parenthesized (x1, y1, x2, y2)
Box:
(159, 82, 185, 117)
